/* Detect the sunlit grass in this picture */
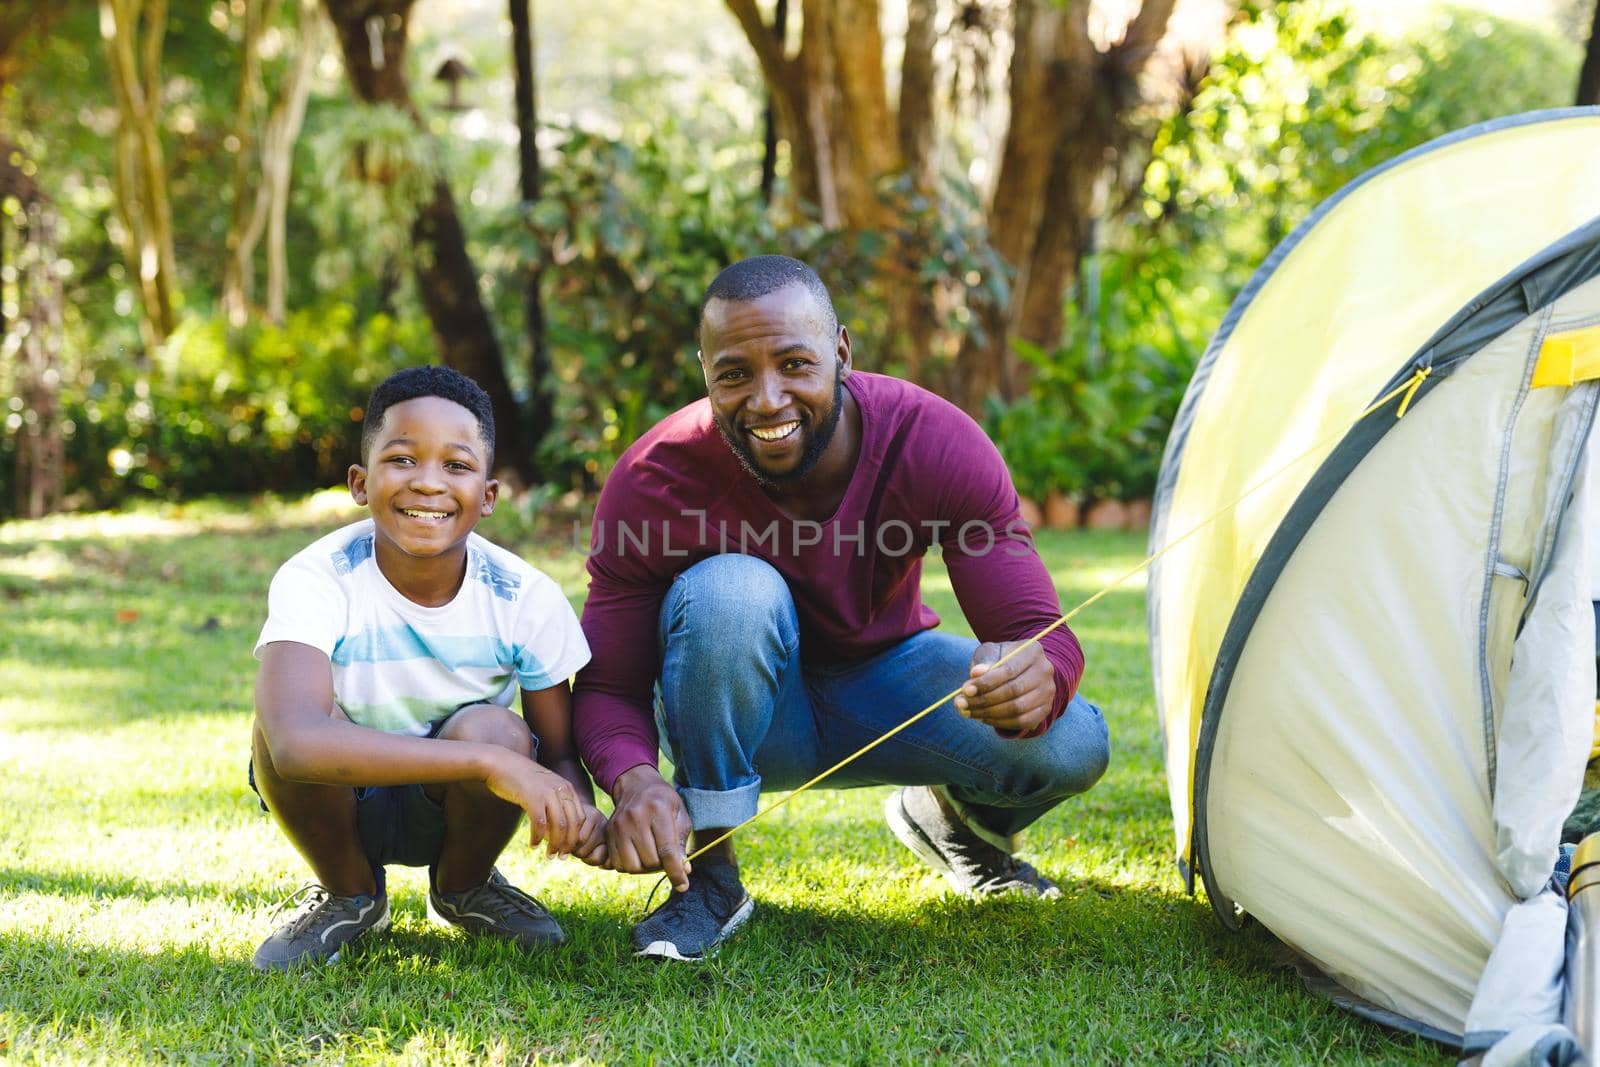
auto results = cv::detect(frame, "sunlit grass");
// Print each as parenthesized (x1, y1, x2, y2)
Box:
(0, 495, 1443, 1064)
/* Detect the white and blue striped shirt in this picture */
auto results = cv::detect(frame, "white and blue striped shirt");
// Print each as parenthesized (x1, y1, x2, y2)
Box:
(255, 520, 590, 735)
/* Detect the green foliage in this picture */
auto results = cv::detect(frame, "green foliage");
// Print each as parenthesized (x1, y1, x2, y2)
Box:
(1, 0, 1585, 516)
(992, 248, 1198, 503)
(0, 303, 431, 510)
(308, 103, 443, 297)
(486, 124, 900, 484)
(990, 1, 1581, 507)
(1145, 2, 1579, 296)
(512, 125, 772, 481)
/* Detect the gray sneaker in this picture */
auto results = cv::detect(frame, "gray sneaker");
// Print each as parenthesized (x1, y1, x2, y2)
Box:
(428, 868, 566, 948)
(631, 858, 754, 961)
(252, 884, 391, 972)
(886, 785, 1061, 898)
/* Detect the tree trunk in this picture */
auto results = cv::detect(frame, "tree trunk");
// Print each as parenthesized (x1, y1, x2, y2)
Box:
(18, 197, 64, 518)
(828, 0, 896, 231)
(321, 0, 529, 485)
(1013, 124, 1105, 352)
(234, 1, 321, 325)
(897, 0, 936, 196)
(958, 0, 1180, 411)
(760, 0, 788, 204)
(952, 0, 1067, 408)
(888, 0, 938, 382)
(722, 0, 1191, 411)
(3, 142, 64, 518)
(264, 1, 323, 322)
(222, 0, 272, 326)
(727, 0, 901, 230)
(100, 0, 179, 353)
(509, 0, 552, 464)
(1579, 0, 1600, 105)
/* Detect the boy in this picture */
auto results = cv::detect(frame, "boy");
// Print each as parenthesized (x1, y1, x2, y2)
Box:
(249, 366, 603, 972)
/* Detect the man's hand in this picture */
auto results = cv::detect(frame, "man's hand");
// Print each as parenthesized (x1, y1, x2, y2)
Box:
(482, 751, 586, 856)
(606, 765, 693, 891)
(953, 640, 1057, 734)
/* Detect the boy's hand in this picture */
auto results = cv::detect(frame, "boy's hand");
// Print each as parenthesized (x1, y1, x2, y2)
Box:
(483, 753, 585, 855)
(573, 804, 609, 867)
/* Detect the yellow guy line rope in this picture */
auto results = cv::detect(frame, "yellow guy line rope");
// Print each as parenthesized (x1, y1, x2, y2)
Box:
(678, 366, 1433, 866)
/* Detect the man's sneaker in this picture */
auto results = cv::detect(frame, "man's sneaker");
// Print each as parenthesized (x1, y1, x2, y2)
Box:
(631, 858, 754, 961)
(252, 884, 391, 972)
(428, 868, 566, 949)
(885, 785, 1061, 898)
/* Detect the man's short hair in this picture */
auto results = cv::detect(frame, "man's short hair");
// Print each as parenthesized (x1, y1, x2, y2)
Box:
(361, 365, 496, 466)
(698, 255, 839, 341)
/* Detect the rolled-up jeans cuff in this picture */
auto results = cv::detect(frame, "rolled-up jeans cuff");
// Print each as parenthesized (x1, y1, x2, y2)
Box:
(677, 782, 760, 831)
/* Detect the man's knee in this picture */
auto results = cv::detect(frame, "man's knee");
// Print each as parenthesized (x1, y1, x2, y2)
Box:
(662, 554, 794, 648)
(997, 698, 1110, 802)
(436, 703, 533, 757)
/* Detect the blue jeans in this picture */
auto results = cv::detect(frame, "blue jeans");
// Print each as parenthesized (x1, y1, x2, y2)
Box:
(654, 554, 1110, 839)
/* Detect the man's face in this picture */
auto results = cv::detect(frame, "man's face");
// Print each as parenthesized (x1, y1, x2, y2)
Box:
(699, 283, 850, 487)
(348, 396, 497, 564)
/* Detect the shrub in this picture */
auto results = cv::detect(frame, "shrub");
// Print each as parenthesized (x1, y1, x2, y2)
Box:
(0, 302, 432, 513)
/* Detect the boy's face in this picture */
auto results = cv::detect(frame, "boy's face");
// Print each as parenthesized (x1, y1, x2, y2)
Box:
(348, 396, 497, 564)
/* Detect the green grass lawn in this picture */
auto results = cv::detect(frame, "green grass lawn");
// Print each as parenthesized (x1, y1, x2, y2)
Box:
(0, 492, 1442, 1064)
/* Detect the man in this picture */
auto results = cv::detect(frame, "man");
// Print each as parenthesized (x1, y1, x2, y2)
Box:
(574, 255, 1110, 961)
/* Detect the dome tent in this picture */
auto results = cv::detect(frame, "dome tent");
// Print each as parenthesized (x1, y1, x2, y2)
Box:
(1148, 108, 1600, 1053)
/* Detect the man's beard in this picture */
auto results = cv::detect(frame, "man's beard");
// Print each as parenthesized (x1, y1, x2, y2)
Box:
(715, 369, 845, 491)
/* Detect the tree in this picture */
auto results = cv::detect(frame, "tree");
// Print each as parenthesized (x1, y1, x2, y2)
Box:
(320, 0, 531, 485)
(2, 163, 65, 518)
(725, 0, 1206, 412)
(2, 5, 66, 516)
(99, 0, 180, 354)
(964, 0, 1181, 402)
(509, 0, 554, 461)
(1578, 0, 1600, 104)
(223, 0, 325, 326)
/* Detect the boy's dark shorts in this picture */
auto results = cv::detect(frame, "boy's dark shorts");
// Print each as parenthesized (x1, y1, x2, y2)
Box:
(248, 720, 449, 870)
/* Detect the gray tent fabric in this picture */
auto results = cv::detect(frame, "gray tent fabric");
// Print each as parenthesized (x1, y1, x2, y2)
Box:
(1463, 887, 1573, 1057)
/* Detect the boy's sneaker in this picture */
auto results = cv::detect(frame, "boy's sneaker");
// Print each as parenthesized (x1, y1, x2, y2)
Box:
(252, 884, 391, 972)
(886, 785, 1061, 899)
(428, 868, 566, 948)
(631, 858, 754, 962)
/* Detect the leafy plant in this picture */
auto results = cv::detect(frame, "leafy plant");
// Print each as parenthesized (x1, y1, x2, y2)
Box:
(0, 301, 431, 513)
(308, 102, 443, 297)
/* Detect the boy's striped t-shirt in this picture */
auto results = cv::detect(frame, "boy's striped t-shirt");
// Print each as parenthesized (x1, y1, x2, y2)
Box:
(254, 519, 590, 736)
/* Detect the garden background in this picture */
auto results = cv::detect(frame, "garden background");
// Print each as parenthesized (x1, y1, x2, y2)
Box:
(3, 0, 1598, 1061)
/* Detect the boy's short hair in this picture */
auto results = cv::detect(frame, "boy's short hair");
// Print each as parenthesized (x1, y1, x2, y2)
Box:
(361, 366, 496, 466)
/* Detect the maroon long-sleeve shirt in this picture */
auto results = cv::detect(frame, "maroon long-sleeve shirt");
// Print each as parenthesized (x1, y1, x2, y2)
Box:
(573, 371, 1084, 794)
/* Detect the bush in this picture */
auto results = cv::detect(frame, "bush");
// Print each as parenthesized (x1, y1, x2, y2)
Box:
(0, 302, 432, 514)
(485, 123, 896, 486)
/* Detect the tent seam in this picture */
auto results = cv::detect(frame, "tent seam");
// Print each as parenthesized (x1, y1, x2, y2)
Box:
(1477, 308, 1553, 800)
(1520, 383, 1600, 620)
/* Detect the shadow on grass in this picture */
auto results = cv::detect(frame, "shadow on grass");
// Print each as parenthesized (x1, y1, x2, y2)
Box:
(0, 871, 1445, 1064)
(0, 865, 272, 910)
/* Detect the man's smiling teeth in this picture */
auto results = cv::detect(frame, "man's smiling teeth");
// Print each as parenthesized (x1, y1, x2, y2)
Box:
(749, 421, 799, 442)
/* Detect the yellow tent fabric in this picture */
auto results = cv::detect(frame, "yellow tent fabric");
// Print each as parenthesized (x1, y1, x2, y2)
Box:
(1152, 112, 1600, 870)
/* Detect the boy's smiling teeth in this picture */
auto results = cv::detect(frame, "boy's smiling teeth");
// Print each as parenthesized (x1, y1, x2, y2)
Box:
(749, 420, 799, 442)
(401, 507, 452, 521)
